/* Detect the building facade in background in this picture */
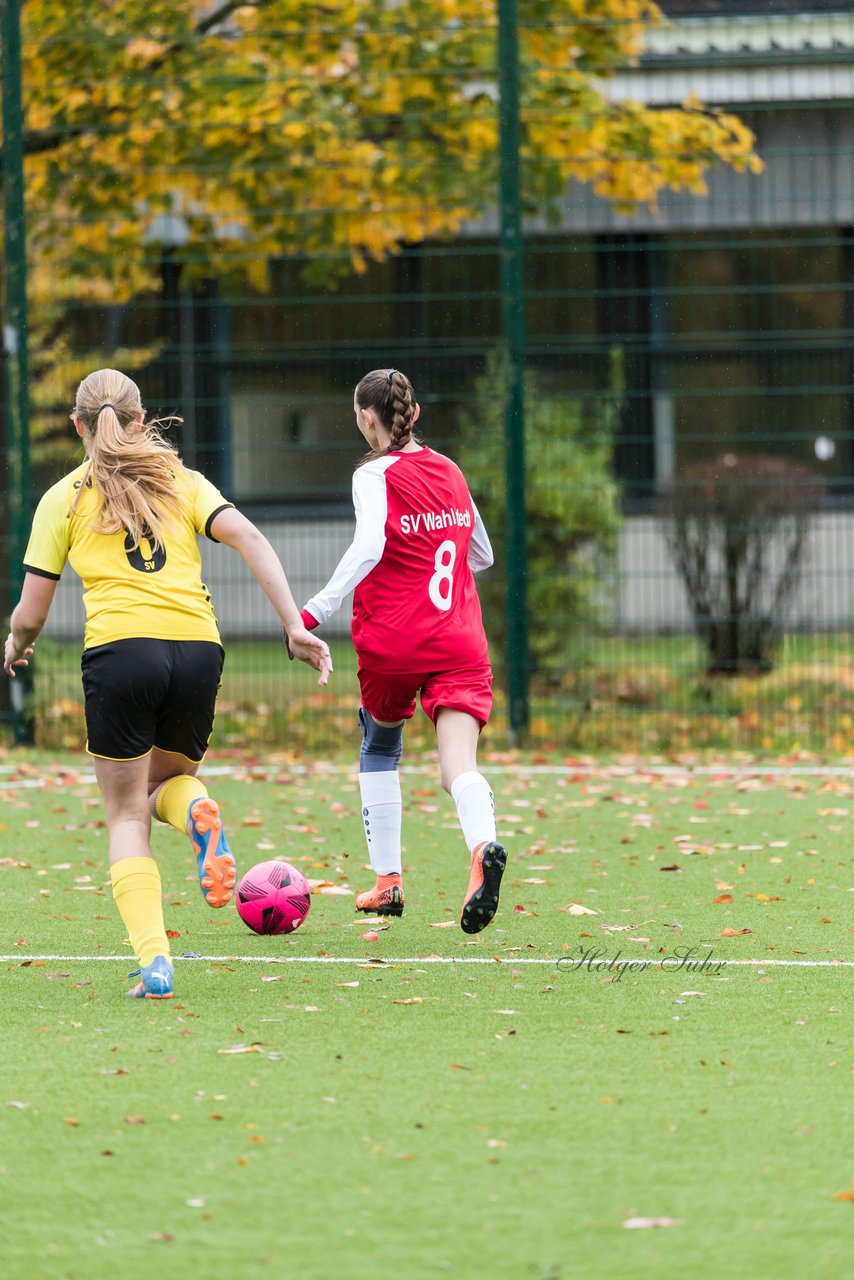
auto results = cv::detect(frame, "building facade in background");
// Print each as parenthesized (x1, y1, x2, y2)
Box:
(103, 1, 853, 511)
(41, 1, 854, 639)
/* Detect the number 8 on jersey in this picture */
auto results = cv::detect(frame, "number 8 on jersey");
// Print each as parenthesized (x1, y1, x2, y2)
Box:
(429, 539, 456, 611)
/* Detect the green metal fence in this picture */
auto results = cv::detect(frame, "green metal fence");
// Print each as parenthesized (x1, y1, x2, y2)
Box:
(4, 1, 854, 754)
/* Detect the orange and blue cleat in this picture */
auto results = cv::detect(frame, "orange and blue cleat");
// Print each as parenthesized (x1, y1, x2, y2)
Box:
(355, 873, 404, 917)
(188, 798, 237, 909)
(460, 841, 507, 935)
(127, 954, 174, 999)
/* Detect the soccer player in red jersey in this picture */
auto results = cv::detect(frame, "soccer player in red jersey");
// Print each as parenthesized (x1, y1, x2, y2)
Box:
(299, 368, 506, 933)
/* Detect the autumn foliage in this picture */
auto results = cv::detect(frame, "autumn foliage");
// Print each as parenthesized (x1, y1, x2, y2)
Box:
(10, 0, 762, 308)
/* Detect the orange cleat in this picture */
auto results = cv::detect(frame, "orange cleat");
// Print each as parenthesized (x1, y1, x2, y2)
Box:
(188, 798, 237, 909)
(460, 841, 506, 935)
(355, 873, 404, 917)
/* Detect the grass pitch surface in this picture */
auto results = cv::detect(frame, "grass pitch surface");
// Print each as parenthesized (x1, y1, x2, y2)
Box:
(1, 752, 850, 1280)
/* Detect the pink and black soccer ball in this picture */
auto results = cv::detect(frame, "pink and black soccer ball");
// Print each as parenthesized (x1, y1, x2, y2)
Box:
(235, 859, 312, 935)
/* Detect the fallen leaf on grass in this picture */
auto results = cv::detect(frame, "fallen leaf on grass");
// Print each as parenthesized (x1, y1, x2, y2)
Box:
(834, 1190, 854, 1201)
(623, 1217, 679, 1230)
(124, 1115, 146, 1125)
(559, 903, 598, 916)
(429, 920, 457, 928)
(393, 997, 424, 1005)
(720, 928, 752, 937)
(217, 1043, 264, 1055)
(712, 894, 734, 904)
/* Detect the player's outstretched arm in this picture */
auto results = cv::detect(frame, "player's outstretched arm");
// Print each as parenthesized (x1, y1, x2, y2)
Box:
(300, 466, 388, 629)
(4, 574, 57, 677)
(209, 507, 333, 686)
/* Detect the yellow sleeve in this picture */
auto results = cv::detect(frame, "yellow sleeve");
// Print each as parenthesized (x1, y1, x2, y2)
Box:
(22, 481, 70, 580)
(190, 470, 234, 541)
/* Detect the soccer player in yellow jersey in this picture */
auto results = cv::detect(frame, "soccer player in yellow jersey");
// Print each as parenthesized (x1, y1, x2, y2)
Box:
(3, 368, 332, 1000)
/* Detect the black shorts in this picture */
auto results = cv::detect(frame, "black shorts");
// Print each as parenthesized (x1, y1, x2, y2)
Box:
(81, 638, 225, 761)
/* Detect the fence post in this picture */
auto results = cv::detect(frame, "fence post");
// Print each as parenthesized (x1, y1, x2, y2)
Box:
(497, 0, 529, 740)
(1, 0, 35, 744)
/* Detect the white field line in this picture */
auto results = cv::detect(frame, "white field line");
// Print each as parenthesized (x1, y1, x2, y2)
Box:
(0, 954, 851, 968)
(3, 762, 854, 790)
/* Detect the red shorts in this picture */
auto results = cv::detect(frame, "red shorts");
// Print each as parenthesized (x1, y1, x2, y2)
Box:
(358, 662, 493, 729)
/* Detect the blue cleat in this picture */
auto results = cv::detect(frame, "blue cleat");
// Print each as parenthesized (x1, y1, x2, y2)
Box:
(188, 797, 237, 908)
(127, 954, 174, 1000)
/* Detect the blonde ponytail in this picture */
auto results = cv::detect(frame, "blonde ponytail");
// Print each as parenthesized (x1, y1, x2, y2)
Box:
(69, 368, 186, 551)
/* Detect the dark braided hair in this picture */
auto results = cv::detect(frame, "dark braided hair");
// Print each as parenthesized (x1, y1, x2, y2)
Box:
(355, 368, 420, 466)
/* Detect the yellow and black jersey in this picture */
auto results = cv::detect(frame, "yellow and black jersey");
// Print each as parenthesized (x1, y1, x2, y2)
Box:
(23, 461, 233, 649)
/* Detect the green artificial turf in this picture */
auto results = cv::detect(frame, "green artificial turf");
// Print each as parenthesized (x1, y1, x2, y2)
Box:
(0, 752, 850, 1280)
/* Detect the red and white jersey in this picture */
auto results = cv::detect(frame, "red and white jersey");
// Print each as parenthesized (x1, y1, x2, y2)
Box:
(302, 447, 493, 672)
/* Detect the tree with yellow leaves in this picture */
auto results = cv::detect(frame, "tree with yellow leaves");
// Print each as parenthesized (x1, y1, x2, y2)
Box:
(11, 0, 759, 306)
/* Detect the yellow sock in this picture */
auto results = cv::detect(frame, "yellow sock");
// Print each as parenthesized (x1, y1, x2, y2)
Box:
(155, 774, 209, 834)
(110, 856, 170, 968)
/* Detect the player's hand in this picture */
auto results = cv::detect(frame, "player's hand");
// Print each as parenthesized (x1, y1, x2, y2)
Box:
(285, 625, 333, 687)
(4, 634, 33, 678)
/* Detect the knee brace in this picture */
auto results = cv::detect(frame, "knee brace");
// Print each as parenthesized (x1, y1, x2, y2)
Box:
(359, 707, 404, 773)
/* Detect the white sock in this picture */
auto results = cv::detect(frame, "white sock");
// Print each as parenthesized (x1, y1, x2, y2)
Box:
(450, 771, 496, 854)
(359, 772, 402, 875)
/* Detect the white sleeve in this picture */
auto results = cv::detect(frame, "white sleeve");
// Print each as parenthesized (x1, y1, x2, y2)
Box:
(467, 500, 494, 572)
(302, 466, 388, 625)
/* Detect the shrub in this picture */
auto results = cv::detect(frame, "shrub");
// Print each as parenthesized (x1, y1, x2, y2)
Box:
(457, 350, 622, 683)
(660, 452, 824, 675)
